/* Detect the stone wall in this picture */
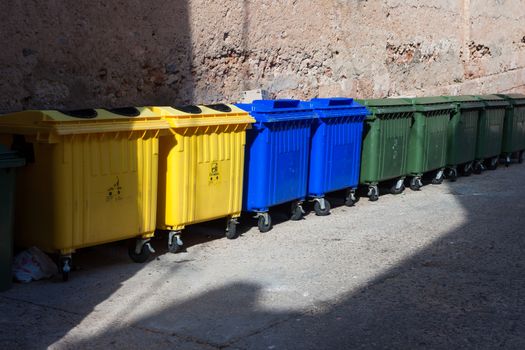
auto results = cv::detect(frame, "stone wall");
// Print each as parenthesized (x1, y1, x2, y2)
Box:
(1, 0, 524, 112)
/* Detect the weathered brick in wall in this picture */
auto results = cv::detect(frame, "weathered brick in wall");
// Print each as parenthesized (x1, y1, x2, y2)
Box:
(0, 0, 524, 112)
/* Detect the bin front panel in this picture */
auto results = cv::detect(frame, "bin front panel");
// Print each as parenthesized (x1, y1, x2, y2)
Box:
(407, 111, 449, 175)
(157, 124, 248, 230)
(476, 108, 506, 159)
(447, 109, 479, 166)
(308, 116, 364, 196)
(502, 105, 525, 153)
(360, 114, 411, 184)
(243, 121, 310, 212)
(14, 133, 159, 253)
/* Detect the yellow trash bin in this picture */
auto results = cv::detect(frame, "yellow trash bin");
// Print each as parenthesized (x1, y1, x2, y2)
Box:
(152, 104, 255, 252)
(0, 107, 170, 280)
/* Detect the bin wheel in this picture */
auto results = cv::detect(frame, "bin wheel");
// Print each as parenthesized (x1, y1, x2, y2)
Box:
(290, 202, 304, 221)
(225, 218, 239, 239)
(486, 157, 498, 171)
(128, 240, 152, 263)
(504, 154, 511, 167)
(431, 169, 445, 185)
(447, 168, 458, 182)
(257, 214, 272, 233)
(410, 177, 422, 191)
(473, 161, 483, 175)
(390, 178, 405, 195)
(59, 256, 72, 282)
(168, 231, 184, 254)
(460, 162, 473, 177)
(313, 199, 331, 216)
(519, 151, 524, 164)
(344, 190, 358, 207)
(368, 186, 379, 201)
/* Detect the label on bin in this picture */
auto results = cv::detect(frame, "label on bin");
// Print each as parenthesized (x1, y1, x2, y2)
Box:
(106, 176, 123, 201)
(209, 162, 220, 183)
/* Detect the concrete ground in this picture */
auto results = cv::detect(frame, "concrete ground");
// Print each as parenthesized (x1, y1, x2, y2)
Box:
(1, 163, 525, 350)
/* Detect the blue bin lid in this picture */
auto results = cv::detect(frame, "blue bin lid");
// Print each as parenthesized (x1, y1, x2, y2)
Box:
(304, 98, 369, 119)
(236, 99, 314, 122)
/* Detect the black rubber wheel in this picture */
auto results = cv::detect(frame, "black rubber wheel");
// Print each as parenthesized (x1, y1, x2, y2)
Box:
(128, 243, 151, 263)
(344, 195, 356, 207)
(410, 178, 421, 191)
(168, 240, 183, 254)
(390, 183, 405, 195)
(60, 257, 72, 282)
(447, 169, 458, 182)
(461, 163, 473, 177)
(225, 219, 239, 239)
(431, 170, 444, 185)
(290, 205, 303, 221)
(369, 187, 379, 201)
(313, 200, 331, 216)
(473, 162, 483, 175)
(486, 157, 498, 171)
(257, 215, 272, 233)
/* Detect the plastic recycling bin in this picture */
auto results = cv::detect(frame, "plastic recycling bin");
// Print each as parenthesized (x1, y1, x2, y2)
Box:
(0, 107, 170, 280)
(356, 98, 414, 201)
(443, 96, 484, 178)
(403, 97, 454, 190)
(305, 98, 367, 213)
(496, 94, 525, 165)
(0, 145, 24, 291)
(236, 100, 314, 232)
(472, 95, 509, 172)
(152, 104, 254, 252)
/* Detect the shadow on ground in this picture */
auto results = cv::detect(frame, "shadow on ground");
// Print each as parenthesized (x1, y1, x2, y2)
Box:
(31, 164, 522, 349)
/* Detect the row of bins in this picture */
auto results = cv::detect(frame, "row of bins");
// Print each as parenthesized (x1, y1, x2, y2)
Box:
(0, 94, 524, 283)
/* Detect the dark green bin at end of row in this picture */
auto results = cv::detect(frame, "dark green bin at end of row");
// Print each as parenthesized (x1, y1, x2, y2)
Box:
(496, 94, 525, 158)
(0, 145, 25, 292)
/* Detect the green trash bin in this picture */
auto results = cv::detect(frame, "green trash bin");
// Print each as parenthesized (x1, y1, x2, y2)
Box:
(443, 96, 484, 179)
(496, 94, 525, 165)
(472, 95, 509, 172)
(403, 97, 455, 190)
(357, 98, 415, 201)
(0, 145, 24, 291)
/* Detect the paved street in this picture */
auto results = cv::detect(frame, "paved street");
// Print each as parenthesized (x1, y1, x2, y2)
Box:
(1, 163, 524, 349)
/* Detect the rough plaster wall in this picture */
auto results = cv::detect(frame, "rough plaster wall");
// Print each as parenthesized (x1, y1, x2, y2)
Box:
(0, 0, 524, 112)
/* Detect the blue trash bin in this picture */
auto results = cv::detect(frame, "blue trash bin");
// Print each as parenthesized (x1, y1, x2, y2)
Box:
(305, 98, 368, 215)
(236, 100, 315, 232)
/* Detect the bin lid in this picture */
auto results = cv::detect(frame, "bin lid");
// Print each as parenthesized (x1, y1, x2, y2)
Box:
(403, 96, 456, 112)
(151, 104, 255, 128)
(0, 144, 25, 169)
(443, 95, 485, 110)
(0, 107, 170, 142)
(302, 98, 368, 119)
(236, 100, 314, 123)
(496, 94, 525, 106)
(355, 98, 415, 118)
(473, 95, 510, 108)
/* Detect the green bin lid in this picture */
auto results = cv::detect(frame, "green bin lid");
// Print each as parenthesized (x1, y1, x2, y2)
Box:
(0, 144, 25, 169)
(473, 95, 510, 108)
(403, 96, 455, 112)
(356, 98, 415, 118)
(443, 95, 485, 110)
(495, 94, 525, 106)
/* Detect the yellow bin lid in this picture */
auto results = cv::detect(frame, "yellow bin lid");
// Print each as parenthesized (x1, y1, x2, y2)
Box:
(0, 107, 170, 141)
(151, 104, 255, 128)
